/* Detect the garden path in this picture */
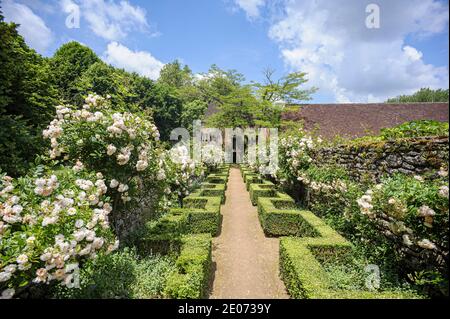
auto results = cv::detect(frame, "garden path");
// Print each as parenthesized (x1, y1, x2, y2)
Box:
(209, 167, 289, 299)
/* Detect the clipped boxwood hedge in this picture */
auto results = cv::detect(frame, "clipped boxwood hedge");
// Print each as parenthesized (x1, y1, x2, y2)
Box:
(190, 186, 226, 204)
(242, 172, 422, 299)
(280, 237, 422, 299)
(183, 196, 222, 235)
(248, 182, 278, 205)
(257, 197, 320, 237)
(136, 169, 227, 299)
(142, 170, 226, 253)
(164, 234, 212, 299)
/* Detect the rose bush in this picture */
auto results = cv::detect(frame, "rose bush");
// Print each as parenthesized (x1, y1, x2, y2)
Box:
(0, 167, 118, 299)
(277, 133, 322, 182)
(167, 144, 205, 206)
(356, 172, 449, 293)
(42, 94, 170, 233)
(201, 143, 224, 172)
(276, 126, 449, 296)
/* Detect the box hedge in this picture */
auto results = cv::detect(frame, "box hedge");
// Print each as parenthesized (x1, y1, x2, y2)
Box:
(257, 198, 319, 237)
(164, 234, 212, 299)
(280, 237, 422, 299)
(248, 182, 278, 205)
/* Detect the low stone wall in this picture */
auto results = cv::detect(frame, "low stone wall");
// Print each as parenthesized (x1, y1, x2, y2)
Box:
(313, 136, 449, 181)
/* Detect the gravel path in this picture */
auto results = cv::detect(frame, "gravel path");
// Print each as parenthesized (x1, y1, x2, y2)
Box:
(209, 167, 289, 299)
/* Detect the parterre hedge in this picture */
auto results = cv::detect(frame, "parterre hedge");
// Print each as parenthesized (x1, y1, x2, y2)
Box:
(257, 197, 319, 237)
(164, 234, 212, 299)
(246, 168, 422, 299)
(136, 165, 229, 299)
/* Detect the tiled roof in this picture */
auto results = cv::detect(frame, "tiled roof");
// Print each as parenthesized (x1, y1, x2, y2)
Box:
(281, 103, 449, 139)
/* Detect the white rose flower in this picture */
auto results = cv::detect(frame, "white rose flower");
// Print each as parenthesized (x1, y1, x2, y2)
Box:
(0, 271, 12, 282)
(75, 220, 84, 228)
(417, 239, 436, 250)
(117, 184, 129, 193)
(16, 254, 28, 264)
(26, 236, 36, 245)
(106, 144, 117, 156)
(110, 179, 119, 188)
(439, 185, 449, 199)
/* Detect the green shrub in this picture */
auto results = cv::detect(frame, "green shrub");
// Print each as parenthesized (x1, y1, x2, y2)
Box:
(380, 120, 449, 139)
(183, 196, 222, 235)
(54, 248, 176, 299)
(249, 182, 277, 205)
(141, 210, 188, 254)
(257, 198, 319, 237)
(191, 189, 226, 204)
(164, 234, 212, 299)
(280, 237, 421, 299)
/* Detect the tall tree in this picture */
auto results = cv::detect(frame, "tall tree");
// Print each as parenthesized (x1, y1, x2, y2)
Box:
(0, 15, 58, 176)
(51, 41, 100, 103)
(158, 60, 193, 89)
(253, 68, 318, 104)
(206, 85, 256, 128)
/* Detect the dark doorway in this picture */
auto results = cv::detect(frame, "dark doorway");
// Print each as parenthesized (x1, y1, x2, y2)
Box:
(232, 136, 237, 164)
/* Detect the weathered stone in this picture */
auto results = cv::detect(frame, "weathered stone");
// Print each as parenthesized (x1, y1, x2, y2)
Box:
(398, 168, 413, 175)
(402, 162, 416, 170)
(386, 154, 402, 168)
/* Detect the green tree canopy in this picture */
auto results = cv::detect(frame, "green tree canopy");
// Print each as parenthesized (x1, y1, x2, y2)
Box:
(0, 17, 58, 176)
(158, 60, 193, 89)
(252, 68, 318, 104)
(51, 41, 100, 102)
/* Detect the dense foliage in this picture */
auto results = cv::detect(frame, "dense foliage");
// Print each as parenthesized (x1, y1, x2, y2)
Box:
(54, 248, 176, 299)
(0, 16, 57, 176)
(379, 120, 449, 139)
(387, 88, 449, 103)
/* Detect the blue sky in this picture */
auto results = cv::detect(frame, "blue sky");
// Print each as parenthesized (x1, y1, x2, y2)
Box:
(2, 0, 449, 103)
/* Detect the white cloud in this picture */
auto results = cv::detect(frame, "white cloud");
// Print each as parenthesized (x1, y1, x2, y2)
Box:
(234, 0, 266, 19)
(2, 0, 54, 54)
(403, 46, 423, 61)
(268, 0, 449, 102)
(60, 0, 78, 13)
(103, 42, 164, 80)
(63, 0, 150, 41)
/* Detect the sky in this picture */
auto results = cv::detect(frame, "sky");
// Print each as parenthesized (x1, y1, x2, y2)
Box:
(2, 0, 449, 103)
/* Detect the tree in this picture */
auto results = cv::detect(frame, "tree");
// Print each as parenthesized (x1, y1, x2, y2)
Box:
(158, 60, 193, 89)
(253, 68, 318, 104)
(206, 85, 256, 128)
(51, 41, 100, 102)
(143, 83, 183, 141)
(0, 16, 58, 176)
(180, 100, 208, 131)
(73, 61, 134, 108)
(387, 88, 449, 103)
(196, 65, 245, 105)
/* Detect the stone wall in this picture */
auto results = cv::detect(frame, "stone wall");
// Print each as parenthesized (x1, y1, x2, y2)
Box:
(312, 136, 449, 181)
